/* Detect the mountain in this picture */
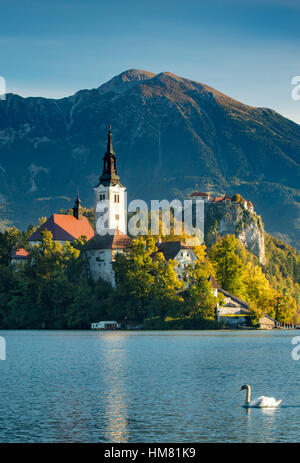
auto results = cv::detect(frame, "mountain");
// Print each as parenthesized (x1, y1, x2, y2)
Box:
(0, 69, 300, 248)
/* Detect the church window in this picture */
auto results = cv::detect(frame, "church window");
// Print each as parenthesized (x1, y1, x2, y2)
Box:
(115, 214, 119, 221)
(114, 194, 119, 203)
(99, 193, 106, 201)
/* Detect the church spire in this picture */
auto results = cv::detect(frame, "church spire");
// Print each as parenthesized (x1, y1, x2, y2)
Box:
(73, 191, 83, 220)
(106, 124, 114, 154)
(99, 125, 122, 187)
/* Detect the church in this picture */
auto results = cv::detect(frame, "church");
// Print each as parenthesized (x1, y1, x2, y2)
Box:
(24, 127, 131, 286)
(21, 126, 197, 287)
(84, 127, 197, 287)
(84, 126, 132, 286)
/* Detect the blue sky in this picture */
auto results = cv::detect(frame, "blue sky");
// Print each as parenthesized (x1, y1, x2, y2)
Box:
(1, 0, 300, 123)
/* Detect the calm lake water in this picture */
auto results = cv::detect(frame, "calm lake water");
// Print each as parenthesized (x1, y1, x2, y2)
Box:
(0, 330, 300, 443)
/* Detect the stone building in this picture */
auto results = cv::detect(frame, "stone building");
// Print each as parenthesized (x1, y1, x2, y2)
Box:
(209, 276, 277, 329)
(209, 276, 251, 327)
(257, 314, 276, 330)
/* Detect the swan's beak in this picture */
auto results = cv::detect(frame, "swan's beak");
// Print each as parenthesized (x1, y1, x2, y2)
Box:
(240, 387, 244, 391)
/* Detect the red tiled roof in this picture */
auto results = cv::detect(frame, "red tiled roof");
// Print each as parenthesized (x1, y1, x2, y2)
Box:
(190, 191, 210, 198)
(84, 229, 132, 251)
(211, 195, 231, 202)
(11, 248, 29, 259)
(28, 214, 94, 242)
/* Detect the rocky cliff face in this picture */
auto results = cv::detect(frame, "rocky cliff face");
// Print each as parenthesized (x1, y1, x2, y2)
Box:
(204, 201, 265, 264)
(0, 69, 299, 248)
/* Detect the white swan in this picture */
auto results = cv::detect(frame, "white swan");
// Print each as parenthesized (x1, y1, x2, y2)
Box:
(240, 384, 282, 408)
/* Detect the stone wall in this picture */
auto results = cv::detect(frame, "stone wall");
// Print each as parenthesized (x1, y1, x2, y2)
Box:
(86, 248, 120, 287)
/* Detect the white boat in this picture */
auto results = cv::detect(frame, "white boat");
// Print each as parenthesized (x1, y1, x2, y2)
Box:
(91, 321, 121, 330)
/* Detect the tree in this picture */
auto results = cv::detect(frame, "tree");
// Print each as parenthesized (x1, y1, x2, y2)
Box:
(4, 230, 90, 329)
(274, 294, 297, 324)
(186, 271, 218, 319)
(0, 264, 18, 328)
(209, 235, 245, 297)
(150, 252, 183, 318)
(113, 236, 182, 321)
(113, 236, 156, 320)
(242, 262, 275, 314)
(184, 248, 218, 319)
(0, 227, 23, 266)
(231, 194, 243, 203)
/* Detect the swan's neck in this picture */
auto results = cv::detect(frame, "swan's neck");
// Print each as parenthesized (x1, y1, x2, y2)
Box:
(245, 386, 251, 405)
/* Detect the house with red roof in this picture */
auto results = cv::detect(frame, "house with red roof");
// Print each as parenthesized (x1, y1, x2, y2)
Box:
(211, 195, 232, 203)
(190, 191, 212, 201)
(211, 196, 224, 203)
(28, 194, 94, 245)
(190, 192, 235, 204)
(10, 248, 29, 266)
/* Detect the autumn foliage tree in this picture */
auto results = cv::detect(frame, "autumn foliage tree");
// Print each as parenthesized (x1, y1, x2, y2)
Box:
(208, 235, 245, 297)
(0, 221, 298, 327)
(113, 236, 183, 321)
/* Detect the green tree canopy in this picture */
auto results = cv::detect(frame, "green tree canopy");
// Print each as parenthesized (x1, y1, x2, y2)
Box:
(208, 235, 245, 297)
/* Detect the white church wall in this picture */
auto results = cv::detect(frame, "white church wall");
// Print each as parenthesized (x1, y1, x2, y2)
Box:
(86, 248, 126, 287)
(86, 249, 114, 285)
(108, 185, 127, 234)
(94, 183, 127, 235)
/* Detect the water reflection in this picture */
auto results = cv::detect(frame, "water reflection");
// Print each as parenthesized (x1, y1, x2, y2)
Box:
(101, 334, 129, 442)
(243, 407, 278, 415)
(1, 330, 300, 442)
(260, 408, 277, 415)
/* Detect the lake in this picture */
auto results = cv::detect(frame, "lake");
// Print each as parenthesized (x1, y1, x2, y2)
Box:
(0, 330, 299, 443)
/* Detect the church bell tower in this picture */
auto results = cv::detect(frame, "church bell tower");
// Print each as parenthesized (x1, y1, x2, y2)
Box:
(72, 192, 83, 220)
(94, 126, 127, 235)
